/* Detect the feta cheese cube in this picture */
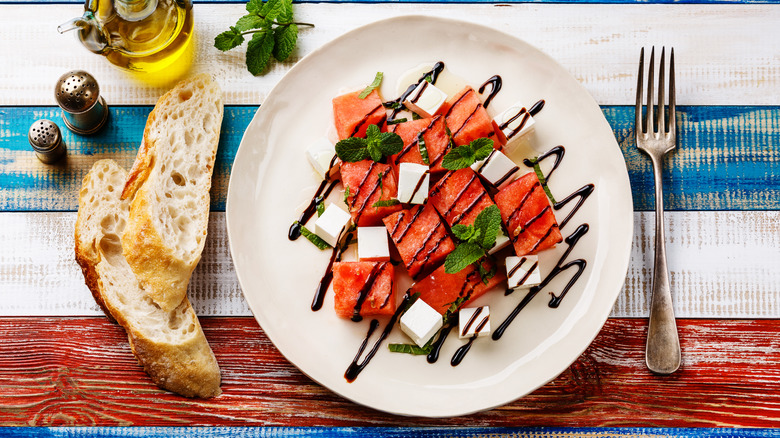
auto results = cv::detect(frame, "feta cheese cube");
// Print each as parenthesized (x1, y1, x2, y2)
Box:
(488, 229, 511, 255)
(400, 299, 443, 347)
(458, 306, 491, 339)
(397, 163, 430, 204)
(493, 103, 536, 152)
(505, 255, 541, 290)
(357, 227, 390, 261)
(470, 149, 520, 190)
(403, 81, 448, 118)
(314, 203, 351, 247)
(306, 137, 339, 179)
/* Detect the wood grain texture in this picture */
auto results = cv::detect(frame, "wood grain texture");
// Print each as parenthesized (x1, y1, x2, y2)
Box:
(3, 317, 780, 427)
(2, 106, 778, 212)
(1, 211, 778, 318)
(0, 4, 778, 106)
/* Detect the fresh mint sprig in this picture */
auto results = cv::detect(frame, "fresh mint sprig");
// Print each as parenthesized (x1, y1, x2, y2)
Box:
(444, 205, 502, 275)
(441, 138, 494, 170)
(335, 125, 403, 163)
(214, 0, 313, 76)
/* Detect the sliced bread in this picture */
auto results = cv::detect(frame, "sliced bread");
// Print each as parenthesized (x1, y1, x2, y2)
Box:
(75, 159, 221, 398)
(120, 74, 224, 312)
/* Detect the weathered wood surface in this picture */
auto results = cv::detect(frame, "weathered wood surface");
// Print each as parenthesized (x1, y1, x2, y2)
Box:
(2, 317, 780, 427)
(1, 211, 778, 318)
(0, 5, 778, 106)
(2, 106, 778, 212)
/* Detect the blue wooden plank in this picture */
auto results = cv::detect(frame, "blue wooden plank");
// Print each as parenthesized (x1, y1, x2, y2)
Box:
(0, 105, 778, 212)
(2, 428, 780, 438)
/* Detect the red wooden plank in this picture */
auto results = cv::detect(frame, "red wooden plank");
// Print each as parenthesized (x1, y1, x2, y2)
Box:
(1, 317, 779, 427)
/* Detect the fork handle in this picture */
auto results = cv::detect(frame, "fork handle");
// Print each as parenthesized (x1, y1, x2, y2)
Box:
(645, 155, 681, 374)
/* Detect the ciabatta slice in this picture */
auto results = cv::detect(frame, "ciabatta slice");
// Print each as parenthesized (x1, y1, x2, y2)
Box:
(76, 159, 221, 398)
(121, 74, 224, 312)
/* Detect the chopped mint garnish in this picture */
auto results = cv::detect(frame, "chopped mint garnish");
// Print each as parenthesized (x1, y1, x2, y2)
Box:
(444, 205, 502, 275)
(529, 157, 557, 204)
(316, 200, 325, 217)
(386, 118, 407, 126)
(358, 72, 383, 99)
(343, 185, 350, 204)
(299, 224, 331, 250)
(388, 343, 431, 355)
(417, 132, 430, 165)
(335, 125, 403, 163)
(372, 199, 400, 208)
(441, 138, 494, 170)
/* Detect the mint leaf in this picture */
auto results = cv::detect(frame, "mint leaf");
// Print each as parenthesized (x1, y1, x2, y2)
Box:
(235, 14, 264, 32)
(386, 118, 407, 126)
(276, 0, 293, 23)
(316, 200, 325, 217)
(214, 27, 244, 51)
(451, 224, 475, 241)
(530, 158, 557, 204)
(260, 0, 283, 22)
(246, 0, 263, 13)
(376, 132, 403, 157)
(417, 133, 430, 165)
(299, 225, 332, 250)
(272, 23, 297, 62)
(389, 343, 431, 355)
(473, 204, 501, 249)
(246, 30, 275, 75)
(343, 185, 351, 204)
(444, 242, 485, 274)
(441, 144, 476, 170)
(335, 137, 368, 162)
(366, 142, 383, 162)
(358, 72, 383, 99)
(478, 260, 497, 285)
(372, 199, 400, 208)
(472, 138, 495, 161)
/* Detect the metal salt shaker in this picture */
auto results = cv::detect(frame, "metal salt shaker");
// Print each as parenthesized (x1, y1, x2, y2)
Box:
(28, 120, 66, 164)
(55, 70, 109, 135)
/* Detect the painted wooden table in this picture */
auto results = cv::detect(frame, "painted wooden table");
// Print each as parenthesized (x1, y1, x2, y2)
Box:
(1, 0, 779, 434)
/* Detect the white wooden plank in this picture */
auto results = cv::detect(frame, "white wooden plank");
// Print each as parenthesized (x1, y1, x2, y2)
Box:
(0, 211, 778, 318)
(0, 4, 777, 106)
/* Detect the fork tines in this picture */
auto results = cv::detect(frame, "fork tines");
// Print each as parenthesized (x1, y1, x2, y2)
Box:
(635, 46, 676, 138)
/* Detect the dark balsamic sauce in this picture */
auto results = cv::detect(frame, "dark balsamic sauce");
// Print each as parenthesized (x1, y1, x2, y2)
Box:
(351, 262, 387, 322)
(288, 177, 339, 240)
(345, 293, 413, 382)
(528, 99, 545, 116)
(427, 322, 456, 364)
(478, 75, 502, 109)
(311, 229, 354, 311)
(385, 62, 445, 122)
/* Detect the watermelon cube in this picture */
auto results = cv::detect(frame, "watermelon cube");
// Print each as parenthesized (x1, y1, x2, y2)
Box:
(383, 203, 455, 280)
(333, 89, 387, 140)
(441, 86, 498, 147)
(429, 167, 497, 228)
(389, 115, 451, 173)
(340, 160, 402, 227)
(333, 261, 396, 320)
(494, 172, 563, 256)
(409, 260, 506, 315)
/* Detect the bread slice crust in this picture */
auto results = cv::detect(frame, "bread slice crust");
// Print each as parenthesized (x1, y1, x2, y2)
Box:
(121, 74, 224, 312)
(76, 159, 221, 398)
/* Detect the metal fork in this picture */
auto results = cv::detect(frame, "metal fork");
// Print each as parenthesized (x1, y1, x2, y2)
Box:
(635, 47, 681, 375)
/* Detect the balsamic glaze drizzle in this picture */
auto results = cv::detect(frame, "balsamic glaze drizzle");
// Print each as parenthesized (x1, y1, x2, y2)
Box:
(288, 177, 339, 241)
(311, 229, 354, 311)
(351, 262, 388, 322)
(478, 75, 502, 110)
(528, 99, 545, 116)
(385, 62, 445, 122)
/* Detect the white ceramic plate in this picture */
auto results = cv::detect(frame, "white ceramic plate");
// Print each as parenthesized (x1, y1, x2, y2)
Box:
(226, 15, 633, 417)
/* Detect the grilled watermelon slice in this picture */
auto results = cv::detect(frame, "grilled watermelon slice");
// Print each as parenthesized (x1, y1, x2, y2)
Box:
(383, 203, 455, 280)
(333, 261, 395, 319)
(441, 86, 497, 147)
(333, 89, 387, 140)
(494, 172, 562, 256)
(390, 115, 450, 173)
(341, 160, 402, 226)
(429, 167, 497, 228)
(409, 259, 506, 315)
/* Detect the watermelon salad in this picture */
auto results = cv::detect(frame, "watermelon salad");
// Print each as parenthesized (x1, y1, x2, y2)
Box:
(288, 63, 593, 381)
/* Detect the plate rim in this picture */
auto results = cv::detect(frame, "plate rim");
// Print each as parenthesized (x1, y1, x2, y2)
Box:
(226, 14, 634, 417)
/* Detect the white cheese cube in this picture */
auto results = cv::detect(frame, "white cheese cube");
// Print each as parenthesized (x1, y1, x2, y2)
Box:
(470, 149, 520, 190)
(397, 163, 430, 204)
(493, 103, 536, 152)
(506, 255, 541, 290)
(306, 137, 339, 179)
(357, 227, 390, 261)
(314, 203, 351, 247)
(403, 81, 449, 118)
(458, 306, 491, 339)
(488, 229, 511, 255)
(400, 299, 443, 347)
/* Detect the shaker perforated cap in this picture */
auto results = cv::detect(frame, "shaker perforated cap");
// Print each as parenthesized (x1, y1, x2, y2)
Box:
(56, 70, 100, 114)
(28, 119, 66, 163)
